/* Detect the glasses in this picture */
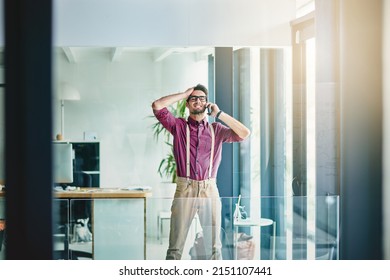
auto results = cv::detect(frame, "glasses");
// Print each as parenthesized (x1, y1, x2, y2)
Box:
(187, 95, 207, 102)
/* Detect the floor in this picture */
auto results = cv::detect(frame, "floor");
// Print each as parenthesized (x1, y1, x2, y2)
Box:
(146, 223, 199, 260)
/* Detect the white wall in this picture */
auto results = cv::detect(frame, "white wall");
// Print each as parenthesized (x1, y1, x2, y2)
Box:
(53, 48, 208, 189)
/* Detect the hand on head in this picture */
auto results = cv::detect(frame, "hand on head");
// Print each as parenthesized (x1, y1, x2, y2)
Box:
(184, 87, 195, 98)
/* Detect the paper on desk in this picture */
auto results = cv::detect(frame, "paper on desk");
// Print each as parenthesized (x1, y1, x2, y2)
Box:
(122, 186, 152, 191)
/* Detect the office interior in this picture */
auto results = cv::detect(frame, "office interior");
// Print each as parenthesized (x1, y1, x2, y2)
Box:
(0, 0, 389, 260)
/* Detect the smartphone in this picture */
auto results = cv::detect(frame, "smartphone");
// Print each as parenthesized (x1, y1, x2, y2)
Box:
(207, 105, 212, 115)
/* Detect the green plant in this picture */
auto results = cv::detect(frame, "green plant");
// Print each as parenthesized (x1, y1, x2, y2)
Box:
(151, 99, 188, 183)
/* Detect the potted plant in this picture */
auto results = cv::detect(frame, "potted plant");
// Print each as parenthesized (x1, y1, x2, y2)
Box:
(151, 99, 188, 183)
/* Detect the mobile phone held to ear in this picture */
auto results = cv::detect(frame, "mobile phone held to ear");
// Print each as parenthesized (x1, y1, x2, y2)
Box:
(207, 105, 212, 115)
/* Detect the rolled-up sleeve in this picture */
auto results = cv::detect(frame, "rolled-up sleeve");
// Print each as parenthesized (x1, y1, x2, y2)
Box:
(153, 107, 176, 134)
(215, 123, 244, 143)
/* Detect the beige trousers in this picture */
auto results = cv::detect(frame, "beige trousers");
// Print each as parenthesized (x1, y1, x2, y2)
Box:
(166, 177, 222, 260)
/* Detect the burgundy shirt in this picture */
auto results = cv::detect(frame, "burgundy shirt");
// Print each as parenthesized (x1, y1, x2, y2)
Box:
(154, 107, 243, 180)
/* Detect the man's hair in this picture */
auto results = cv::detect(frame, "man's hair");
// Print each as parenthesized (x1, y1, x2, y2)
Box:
(193, 84, 208, 96)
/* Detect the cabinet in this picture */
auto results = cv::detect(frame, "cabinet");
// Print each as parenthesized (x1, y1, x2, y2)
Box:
(53, 140, 100, 188)
(71, 141, 100, 187)
(52, 141, 99, 258)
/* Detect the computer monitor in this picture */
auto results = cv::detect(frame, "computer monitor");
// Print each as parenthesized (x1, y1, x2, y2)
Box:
(53, 143, 73, 184)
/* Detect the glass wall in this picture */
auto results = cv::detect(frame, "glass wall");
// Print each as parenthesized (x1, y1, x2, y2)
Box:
(0, 0, 386, 262)
(50, 42, 342, 260)
(49, 1, 340, 261)
(49, 196, 339, 260)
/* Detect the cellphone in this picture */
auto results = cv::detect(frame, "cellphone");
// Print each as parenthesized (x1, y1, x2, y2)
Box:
(207, 105, 212, 115)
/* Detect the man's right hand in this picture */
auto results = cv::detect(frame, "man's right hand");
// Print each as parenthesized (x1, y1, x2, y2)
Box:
(184, 87, 194, 98)
(152, 88, 193, 111)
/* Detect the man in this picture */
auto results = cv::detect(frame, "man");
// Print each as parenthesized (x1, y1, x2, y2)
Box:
(152, 84, 250, 260)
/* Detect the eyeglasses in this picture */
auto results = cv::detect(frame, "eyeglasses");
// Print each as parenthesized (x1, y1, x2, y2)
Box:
(187, 95, 207, 102)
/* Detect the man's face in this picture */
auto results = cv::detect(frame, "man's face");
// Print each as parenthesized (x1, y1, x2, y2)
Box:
(186, 90, 208, 115)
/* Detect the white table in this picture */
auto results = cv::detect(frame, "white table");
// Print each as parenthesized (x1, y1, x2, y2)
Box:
(234, 218, 276, 260)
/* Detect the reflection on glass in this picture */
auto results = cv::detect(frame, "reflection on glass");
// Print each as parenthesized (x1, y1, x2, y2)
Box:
(146, 196, 339, 260)
(52, 47, 211, 188)
(51, 45, 336, 261)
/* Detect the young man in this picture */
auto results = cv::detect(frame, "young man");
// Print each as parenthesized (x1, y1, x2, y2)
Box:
(152, 84, 250, 260)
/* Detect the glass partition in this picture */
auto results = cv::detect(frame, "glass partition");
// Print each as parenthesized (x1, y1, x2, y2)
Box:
(146, 196, 339, 260)
(52, 195, 338, 260)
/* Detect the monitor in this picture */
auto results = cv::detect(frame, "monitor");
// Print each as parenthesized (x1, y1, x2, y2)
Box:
(53, 142, 73, 184)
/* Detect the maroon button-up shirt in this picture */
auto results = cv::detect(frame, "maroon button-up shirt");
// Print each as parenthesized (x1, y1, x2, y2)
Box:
(154, 107, 243, 180)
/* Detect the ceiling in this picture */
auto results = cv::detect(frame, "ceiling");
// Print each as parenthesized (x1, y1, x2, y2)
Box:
(55, 1, 314, 64)
(58, 46, 214, 63)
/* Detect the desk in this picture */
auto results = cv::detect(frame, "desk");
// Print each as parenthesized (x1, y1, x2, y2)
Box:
(234, 218, 276, 260)
(0, 187, 152, 199)
(57, 188, 152, 260)
(1, 188, 152, 260)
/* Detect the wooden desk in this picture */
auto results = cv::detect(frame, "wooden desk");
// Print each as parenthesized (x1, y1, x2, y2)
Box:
(1, 188, 152, 260)
(58, 188, 152, 259)
(0, 187, 152, 199)
(54, 187, 152, 199)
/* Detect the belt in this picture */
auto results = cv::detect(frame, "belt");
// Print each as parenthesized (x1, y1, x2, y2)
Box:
(176, 177, 216, 185)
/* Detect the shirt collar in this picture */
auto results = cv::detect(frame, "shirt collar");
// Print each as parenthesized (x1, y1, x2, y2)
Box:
(187, 116, 207, 126)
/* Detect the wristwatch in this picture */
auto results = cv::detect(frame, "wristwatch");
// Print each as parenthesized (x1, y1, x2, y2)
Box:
(216, 110, 223, 120)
